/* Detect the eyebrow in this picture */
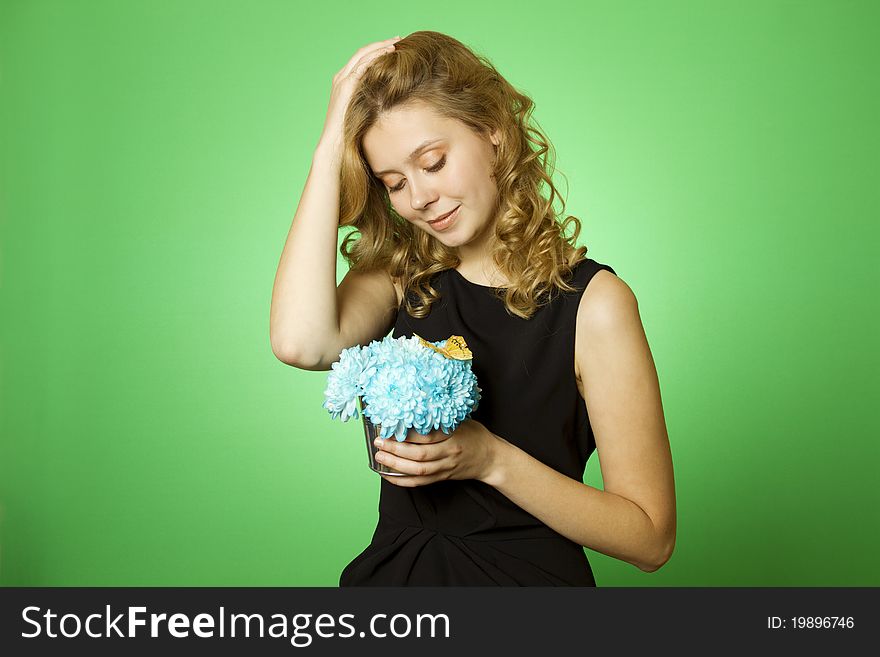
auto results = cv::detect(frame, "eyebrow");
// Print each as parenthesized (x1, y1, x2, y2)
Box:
(373, 138, 445, 176)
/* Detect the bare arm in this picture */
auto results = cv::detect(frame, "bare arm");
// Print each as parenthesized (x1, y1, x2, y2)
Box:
(269, 144, 402, 370)
(269, 144, 344, 367)
(484, 272, 676, 570)
(269, 38, 402, 369)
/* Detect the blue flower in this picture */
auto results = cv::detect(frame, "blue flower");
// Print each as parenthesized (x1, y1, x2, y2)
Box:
(322, 345, 370, 422)
(324, 335, 481, 441)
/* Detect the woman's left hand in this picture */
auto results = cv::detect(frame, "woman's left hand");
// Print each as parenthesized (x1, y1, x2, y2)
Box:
(375, 419, 500, 486)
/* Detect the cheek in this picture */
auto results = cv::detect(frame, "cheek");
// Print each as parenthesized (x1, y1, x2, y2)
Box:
(452, 160, 490, 198)
(390, 200, 410, 221)
(385, 193, 404, 217)
(437, 167, 469, 202)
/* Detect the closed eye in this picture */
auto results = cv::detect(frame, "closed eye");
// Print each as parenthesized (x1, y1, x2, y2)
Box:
(388, 155, 446, 194)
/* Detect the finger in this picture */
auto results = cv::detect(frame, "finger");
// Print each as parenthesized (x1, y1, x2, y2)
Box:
(340, 37, 400, 78)
(375, 449, 451, 476)
(349, 37, 401, 64)
(377, 438, 446, 462)
(346, 45, 396, 80)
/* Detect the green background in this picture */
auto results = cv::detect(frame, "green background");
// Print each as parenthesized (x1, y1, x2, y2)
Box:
(1, 0, 877, 586)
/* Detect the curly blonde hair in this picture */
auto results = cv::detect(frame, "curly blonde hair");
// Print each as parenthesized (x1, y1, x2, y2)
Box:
(339, 30, 588, 320)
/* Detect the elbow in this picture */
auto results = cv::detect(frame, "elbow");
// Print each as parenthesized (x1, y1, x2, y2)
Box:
(270, 338, 326, 370)
(270, 336, 298, 366)
(638, 553, 671, 574)
(638, 532, 676, 573)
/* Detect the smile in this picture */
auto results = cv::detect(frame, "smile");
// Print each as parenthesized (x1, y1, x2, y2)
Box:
(427, 205, 460, 231)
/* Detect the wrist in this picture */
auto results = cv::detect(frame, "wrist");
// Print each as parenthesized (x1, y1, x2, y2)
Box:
(314, 135, 343, 165)
(481, 431, 513, 489)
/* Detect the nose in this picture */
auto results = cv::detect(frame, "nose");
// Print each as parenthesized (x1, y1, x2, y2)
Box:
(407, 178, 438, 213)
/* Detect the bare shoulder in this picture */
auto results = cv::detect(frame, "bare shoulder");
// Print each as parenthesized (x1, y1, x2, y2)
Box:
(579, 270, 639, 328)
(573, 270, 642, 387)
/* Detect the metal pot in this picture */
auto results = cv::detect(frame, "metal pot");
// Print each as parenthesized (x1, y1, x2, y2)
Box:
(358, 396, 406, 476)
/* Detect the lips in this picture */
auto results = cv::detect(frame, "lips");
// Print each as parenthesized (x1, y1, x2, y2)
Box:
(428, 205, 460, 225)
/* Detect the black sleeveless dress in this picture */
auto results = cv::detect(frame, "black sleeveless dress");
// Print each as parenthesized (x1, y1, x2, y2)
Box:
(339, 257, 617, 586)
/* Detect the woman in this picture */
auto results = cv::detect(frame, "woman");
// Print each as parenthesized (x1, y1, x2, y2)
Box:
(270, 31, 676, 585)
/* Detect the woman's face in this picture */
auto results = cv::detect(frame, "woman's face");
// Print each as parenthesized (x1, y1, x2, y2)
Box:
(361, 102, 500, 249)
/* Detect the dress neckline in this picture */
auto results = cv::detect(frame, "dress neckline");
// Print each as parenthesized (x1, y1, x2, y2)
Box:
(449, 267, 507, 290)
(449, 259, 590, 290)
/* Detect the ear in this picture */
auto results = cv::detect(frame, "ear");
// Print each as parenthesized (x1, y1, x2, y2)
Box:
(489, 128, 500, 147)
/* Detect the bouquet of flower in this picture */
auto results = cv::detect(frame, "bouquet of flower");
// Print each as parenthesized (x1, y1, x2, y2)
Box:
(323, 334, 481, 442)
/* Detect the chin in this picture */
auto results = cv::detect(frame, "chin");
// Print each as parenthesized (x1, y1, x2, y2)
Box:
(432, 231, 471, 248)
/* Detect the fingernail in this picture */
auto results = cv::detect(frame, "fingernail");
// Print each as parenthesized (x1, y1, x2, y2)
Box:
(374, 438, 384, 447)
